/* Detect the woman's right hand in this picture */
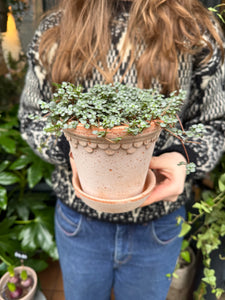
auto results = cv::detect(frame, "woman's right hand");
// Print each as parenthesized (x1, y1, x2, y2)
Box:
(141, 152, 187, 206)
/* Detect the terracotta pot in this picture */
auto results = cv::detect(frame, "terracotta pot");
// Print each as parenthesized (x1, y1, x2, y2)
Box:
(64, 121, 161, 201)
(0, 266, 38, 300)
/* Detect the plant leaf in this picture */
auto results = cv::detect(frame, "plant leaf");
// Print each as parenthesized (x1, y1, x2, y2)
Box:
(0, 186, 7, 210)
(27, 163, 43, 188)
(25, 258, 49, 273)
(178, 223, 191, 237)
(0, 160, 11, 172)
(218, 174, 225, 192)
(0, 172, 20, 185)
(181, 250, 191, 263)
(0, 218, 20, 266)
(181, 239, 189, 251)
(10, 155, 32, 170)
(18, 207, 58, 259)
(0, 136, 16, 154)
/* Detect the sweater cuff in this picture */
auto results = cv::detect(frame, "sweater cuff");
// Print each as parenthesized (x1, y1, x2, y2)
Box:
(154, 145, 197, 165)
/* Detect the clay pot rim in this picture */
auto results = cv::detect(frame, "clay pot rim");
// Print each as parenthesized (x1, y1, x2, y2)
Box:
(64, 120, 162, 141)
(73, 169, 156, 204)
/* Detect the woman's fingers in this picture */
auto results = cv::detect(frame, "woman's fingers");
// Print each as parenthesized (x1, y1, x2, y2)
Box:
(141, 152, 187, 206)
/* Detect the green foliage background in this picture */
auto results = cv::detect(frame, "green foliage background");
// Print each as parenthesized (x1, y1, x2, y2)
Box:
(0, 54, 57, 276)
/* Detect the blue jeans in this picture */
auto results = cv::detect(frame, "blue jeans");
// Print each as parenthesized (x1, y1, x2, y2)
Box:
(55, 199, 185, 300)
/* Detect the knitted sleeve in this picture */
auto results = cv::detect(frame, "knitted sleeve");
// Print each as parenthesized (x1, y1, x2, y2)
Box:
(157, 27, 225, 179)
(185, 41, 225, 179)
(18, 12, 70, 166)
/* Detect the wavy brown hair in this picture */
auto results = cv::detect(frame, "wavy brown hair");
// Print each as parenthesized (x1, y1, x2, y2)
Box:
(39, 0, 224, 94)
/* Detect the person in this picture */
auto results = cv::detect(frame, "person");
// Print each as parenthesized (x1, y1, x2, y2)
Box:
(18, 0, 225, 299)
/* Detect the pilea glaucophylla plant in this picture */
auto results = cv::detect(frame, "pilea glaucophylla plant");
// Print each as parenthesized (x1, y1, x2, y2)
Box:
(35, 82, 205, 174)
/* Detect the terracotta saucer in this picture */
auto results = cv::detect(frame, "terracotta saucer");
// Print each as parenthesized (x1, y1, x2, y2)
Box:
(72, 169, 156, 213)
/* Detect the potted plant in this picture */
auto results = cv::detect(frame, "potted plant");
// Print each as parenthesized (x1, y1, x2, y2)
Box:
(175, 153, 225, 299)
(36, 81, 202, 213)
(166, 242, 197, 300)
(167, 3, 225, 300)
(0, 264, 37, 300)
(0, 104, 58, 274)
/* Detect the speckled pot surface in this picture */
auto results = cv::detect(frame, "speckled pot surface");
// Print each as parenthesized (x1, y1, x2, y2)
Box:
(64, 122, 161, 201)
(73, 169, 156, 213)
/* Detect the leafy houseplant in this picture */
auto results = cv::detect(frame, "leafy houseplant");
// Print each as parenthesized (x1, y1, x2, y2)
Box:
(176, 153, 225, 299)
(167, 154, 225, 300)
(40, 82, 194, 138)
(0, 52, 58, 278)
(36, 81, 203, 213)
(167, 3, 225, 300)
(167, 245, 197, 300)
(0, 105, 58, 276)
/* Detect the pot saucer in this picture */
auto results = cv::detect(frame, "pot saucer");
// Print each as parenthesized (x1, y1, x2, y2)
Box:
(72, 169, 156, 213)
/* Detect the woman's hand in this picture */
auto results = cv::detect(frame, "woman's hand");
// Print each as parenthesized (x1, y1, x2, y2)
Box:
(141, 152, 187, 207)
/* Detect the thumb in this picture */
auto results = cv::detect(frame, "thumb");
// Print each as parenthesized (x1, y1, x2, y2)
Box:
(141, 178, 171, 206)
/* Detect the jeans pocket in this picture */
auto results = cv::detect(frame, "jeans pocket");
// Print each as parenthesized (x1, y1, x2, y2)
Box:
(55, 200, 82, 237)
(151, 207, 184, 245)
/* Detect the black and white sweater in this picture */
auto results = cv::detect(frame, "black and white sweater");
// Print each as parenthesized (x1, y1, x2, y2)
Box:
(18, 3, 225, 224)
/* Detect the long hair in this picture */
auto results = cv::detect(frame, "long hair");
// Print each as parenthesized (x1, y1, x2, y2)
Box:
(39, 0, 224, 94)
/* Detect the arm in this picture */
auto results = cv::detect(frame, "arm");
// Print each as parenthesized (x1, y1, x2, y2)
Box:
(182, 33, 225, 179)
(18, 63, 70, 166)
(157, 27, 225, 180)
(143, 26, 225, 206)
(18, 12, 70, 166)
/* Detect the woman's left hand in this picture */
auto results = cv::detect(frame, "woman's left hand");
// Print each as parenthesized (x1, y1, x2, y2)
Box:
(141, 152, 187, 207)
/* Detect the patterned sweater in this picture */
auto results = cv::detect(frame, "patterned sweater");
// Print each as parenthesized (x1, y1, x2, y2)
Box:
(18, 2, 225, 224)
